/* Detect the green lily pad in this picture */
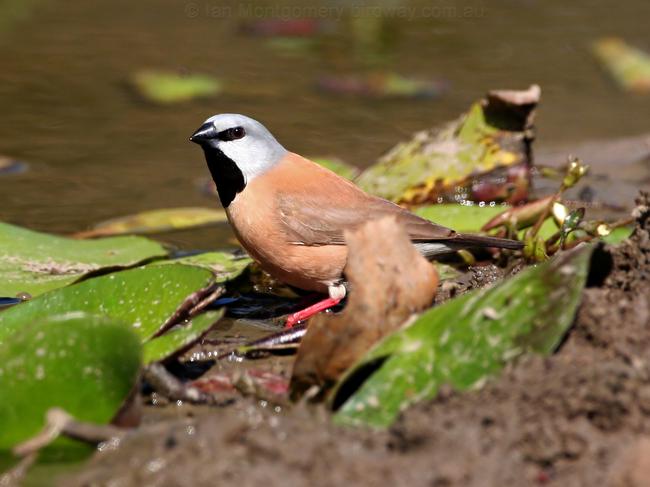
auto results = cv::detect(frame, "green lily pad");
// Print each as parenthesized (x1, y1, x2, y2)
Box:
(333, 244, 593, 428)
(356, 86, 539, 205)
(152, 251, 251, 281)
(593, 37, 650, 93)
(0, 222, 167, 297)
(75, 207, 228, 238)
(415, 203, 559, 241)
(0, 313, 141, 450)
(143, 309, 223, 365)
(0, 264, 215, 345)
(131, 70, 222, 104)
(415, 204, 507, 232)
(313, 158, 360, 181)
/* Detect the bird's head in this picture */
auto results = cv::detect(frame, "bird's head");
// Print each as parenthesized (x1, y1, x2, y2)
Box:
(190, 114, 287, 185)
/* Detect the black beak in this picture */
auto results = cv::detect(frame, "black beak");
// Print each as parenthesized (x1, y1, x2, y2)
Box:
(189, 123, 218, 144)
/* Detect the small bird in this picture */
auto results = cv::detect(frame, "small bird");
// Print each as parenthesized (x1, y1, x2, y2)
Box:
(190, 114, 523, 326)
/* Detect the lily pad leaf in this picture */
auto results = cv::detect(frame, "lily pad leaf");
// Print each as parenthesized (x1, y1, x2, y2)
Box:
(75, 207, 228, 238)
(333, 244, 593, 428)
(0, 313, 141, 450)
(152, 251, 251, 281)
(131, 70, 222, 104)
(414, 204, 507, 232)
(318, 73, 447, 99)
(357, 86, 540, 205)
(143, 309, 224, 365)
(593, 37, 650, 93)
(0, 222, 167, 297)
(416, 203, 559, 240)
(0, 264, 215, 345)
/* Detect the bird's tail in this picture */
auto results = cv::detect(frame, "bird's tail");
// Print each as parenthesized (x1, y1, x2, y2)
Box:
(414, 233, 523, 259)
(452, 233, 524, 250)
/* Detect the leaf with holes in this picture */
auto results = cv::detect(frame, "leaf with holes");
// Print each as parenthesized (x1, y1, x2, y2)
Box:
(332, 244, 593, 428)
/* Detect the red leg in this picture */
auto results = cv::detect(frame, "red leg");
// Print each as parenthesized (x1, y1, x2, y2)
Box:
(285, 297, 342, 328)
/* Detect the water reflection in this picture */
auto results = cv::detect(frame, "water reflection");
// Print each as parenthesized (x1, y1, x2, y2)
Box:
(0, 0, 648, 243)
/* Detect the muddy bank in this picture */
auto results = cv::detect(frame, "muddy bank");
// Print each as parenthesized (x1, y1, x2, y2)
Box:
(66, 196, 650, 487)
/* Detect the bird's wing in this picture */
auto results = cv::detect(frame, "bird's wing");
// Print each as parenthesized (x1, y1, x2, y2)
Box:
(276, 190, 456, 246)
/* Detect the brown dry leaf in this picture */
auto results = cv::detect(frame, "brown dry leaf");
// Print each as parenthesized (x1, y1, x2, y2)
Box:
(290, 217, 438, 399)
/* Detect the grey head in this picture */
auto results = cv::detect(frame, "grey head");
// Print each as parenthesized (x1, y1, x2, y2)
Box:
(190, 114, 288, 206)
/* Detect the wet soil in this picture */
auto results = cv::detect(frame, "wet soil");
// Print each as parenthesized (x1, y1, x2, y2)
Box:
(66, 196, 650, 487)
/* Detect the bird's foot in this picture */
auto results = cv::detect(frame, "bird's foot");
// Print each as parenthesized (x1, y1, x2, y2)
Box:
(285, 296, 342, 328)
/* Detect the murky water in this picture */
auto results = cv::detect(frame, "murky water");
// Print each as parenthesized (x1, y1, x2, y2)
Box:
(1, 0, 649, 247)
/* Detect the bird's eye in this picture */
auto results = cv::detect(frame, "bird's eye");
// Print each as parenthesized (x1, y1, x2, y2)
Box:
(218, 126, 246, 141)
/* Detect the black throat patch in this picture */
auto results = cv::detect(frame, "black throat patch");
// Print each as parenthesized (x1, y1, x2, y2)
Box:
(202, 146, 246, 208)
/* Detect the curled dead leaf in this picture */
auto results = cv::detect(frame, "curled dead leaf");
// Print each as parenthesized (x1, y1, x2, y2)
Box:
(290, 217, 438, 400)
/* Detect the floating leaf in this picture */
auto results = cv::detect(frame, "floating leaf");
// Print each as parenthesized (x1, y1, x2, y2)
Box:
(318, 72, 447, 99)
(0, 222, 167, 297)
(266, 38, 316, 55)
(0, 265, 215, 345)
(143, 310, 223, 365)
(333, 245, 593, 428)
(357, 85, 540, 205)
(131, 70, 222, 104)
(415, 203, 558, 241)
(313, 158, 360, 180)
(0, 313, 141, 450)
(593, 38, 650, 93)
(152, 251, 250, 281)
(414, 204, 506, 232)
(75, 207, 228, 238)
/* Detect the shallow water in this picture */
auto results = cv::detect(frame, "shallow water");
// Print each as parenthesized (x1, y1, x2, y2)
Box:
(0, 0, 649, 246)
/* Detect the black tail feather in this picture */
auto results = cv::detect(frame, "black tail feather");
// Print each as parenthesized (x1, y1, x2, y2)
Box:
(452, 233, 524, 250)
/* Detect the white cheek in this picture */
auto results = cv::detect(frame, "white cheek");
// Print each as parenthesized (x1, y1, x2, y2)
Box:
(218, 139, 286, 183)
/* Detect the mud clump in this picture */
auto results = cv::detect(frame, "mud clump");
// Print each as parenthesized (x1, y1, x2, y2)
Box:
(67, 194, 650, 487)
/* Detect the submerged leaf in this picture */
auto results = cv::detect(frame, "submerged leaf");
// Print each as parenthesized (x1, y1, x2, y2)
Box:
(357, 85, 539, 205)
(131, 70, 222, 104)
(0, 222, 167, 297)
(143, 310, 224, 365)
(333, 245, 593, 428)
(0, 314, 141, 450)
(75, 207, 228, 238)
(0, 264, 215, 345)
